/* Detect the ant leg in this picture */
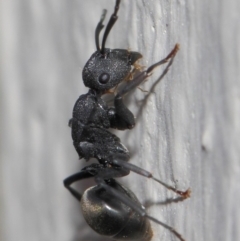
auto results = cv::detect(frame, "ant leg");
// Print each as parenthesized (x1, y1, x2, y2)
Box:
(63, 163, 129, 201)
(112, 158, 190, 198)
(116, 44, 179, 98)
(95, 170, 186, 241)
(63, 170, 93, 201)
(109, 99, 136, 130)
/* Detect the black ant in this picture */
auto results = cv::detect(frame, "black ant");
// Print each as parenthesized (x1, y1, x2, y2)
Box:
(64, 0, 190, 240)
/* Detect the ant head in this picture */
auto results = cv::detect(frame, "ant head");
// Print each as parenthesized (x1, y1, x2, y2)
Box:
(82, 49, 142, 91)
(82, 0, 141, 92)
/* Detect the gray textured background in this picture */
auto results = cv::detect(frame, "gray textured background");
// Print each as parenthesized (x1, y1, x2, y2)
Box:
(1, 0, 239, 241)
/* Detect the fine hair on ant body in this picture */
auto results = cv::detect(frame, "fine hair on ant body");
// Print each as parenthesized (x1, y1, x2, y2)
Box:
(64, 1, 190, 241)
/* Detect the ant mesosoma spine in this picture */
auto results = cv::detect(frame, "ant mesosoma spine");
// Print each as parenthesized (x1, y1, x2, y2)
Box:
(64, 1, 190, 240)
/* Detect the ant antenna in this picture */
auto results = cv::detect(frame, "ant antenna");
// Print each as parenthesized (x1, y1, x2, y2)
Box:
(95, 9, 107, 51)
(101, 0, 121, 54)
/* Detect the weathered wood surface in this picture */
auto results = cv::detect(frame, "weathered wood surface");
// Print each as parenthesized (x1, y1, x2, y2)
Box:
(1, 0, 239, 241)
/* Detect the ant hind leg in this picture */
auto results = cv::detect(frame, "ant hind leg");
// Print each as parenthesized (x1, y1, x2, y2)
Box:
(112, 158, 190, 199)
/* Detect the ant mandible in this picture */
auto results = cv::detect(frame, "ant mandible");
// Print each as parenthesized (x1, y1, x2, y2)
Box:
(64, 0, 190, 241)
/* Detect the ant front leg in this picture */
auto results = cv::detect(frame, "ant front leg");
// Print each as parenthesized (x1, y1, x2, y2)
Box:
(116, 44, 179, 98)
(109, 45, 179, 130)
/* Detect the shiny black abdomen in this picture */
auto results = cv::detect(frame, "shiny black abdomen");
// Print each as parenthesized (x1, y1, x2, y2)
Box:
(81, 180, 153, 241)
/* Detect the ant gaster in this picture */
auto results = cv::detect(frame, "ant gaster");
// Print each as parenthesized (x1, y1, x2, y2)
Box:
(64, 1, 190, 241)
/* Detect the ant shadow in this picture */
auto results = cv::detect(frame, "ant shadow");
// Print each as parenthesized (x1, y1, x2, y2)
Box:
(143, 195, 187, 210)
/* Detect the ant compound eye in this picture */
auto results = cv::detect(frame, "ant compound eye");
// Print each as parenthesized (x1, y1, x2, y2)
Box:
(98, 73, 110, 84)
